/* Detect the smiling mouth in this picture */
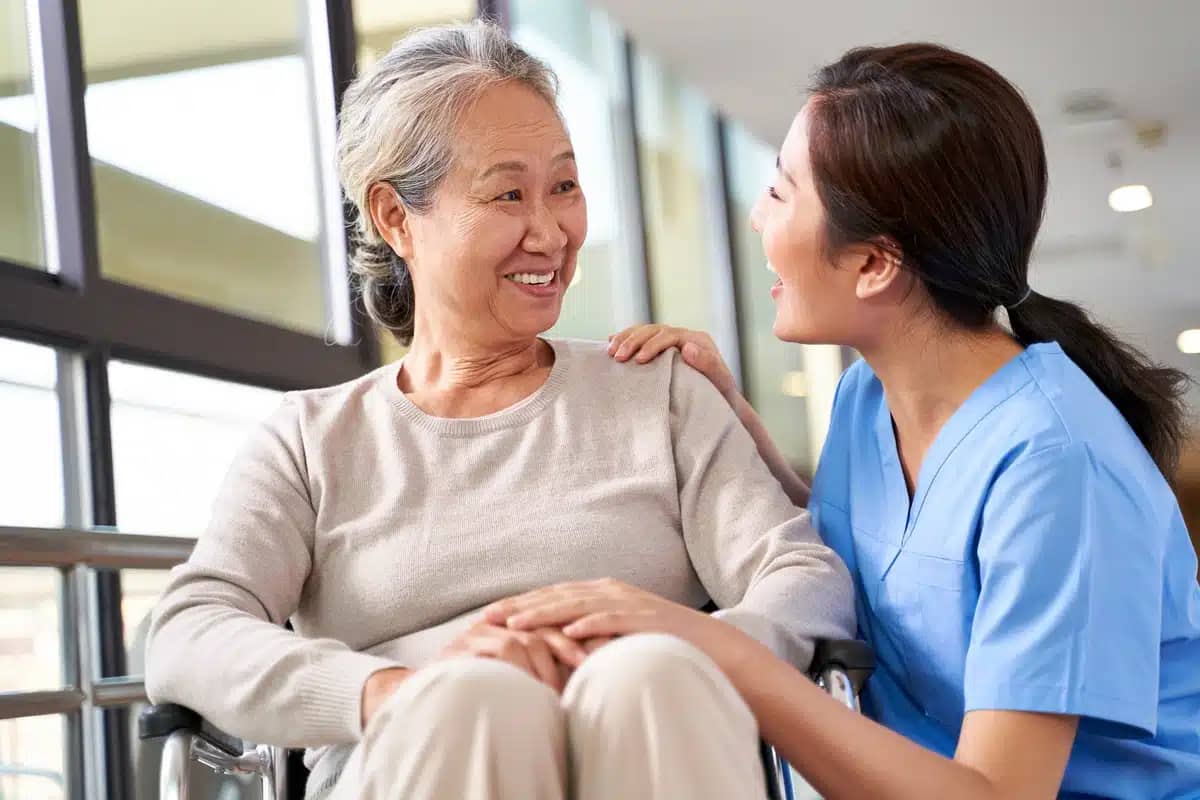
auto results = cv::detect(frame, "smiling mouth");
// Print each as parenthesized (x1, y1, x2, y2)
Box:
(504, 271, 558, 286)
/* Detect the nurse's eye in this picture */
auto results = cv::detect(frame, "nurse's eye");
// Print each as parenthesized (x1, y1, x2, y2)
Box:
(494, 189, 522, 202)
(767, 185, 782, 201)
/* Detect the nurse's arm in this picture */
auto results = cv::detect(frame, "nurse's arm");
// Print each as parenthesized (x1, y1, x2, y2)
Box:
(725, 391, 811, 507)
(738, 641, 1079, 800)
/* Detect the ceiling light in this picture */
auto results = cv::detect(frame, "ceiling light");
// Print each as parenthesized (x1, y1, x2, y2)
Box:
(781, 371, 808, 398)
(1177, 329, 1200, 355)
(1108, 184, 1153, 213)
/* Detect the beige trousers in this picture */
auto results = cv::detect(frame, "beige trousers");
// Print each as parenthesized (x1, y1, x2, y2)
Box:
(328, 633, 766, 800)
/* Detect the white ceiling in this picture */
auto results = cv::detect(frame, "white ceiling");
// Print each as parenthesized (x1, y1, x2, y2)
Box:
(595, 0, 1200, 407)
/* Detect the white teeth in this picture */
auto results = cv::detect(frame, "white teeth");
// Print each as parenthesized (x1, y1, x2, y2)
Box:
(506, 272, 555, 285)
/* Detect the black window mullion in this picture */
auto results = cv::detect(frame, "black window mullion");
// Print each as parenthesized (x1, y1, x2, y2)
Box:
(325, 0, 357, 103)
(320, 0, 380, 369)
(30, 0, 99, 291)
(79, 348, 131, 800)
(478, 0, 511, 27)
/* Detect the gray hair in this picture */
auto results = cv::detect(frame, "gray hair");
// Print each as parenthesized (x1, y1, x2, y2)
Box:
(336, 20, 560, 345)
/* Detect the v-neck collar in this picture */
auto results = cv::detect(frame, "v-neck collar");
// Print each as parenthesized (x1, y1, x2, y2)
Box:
(872, 343, 1048, 568)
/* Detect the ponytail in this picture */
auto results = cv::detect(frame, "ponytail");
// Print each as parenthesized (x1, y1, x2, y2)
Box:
(1009, 291, 1191, 474)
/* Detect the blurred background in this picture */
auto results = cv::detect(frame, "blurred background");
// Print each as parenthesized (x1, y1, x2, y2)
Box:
(0, 1, 1196, 797)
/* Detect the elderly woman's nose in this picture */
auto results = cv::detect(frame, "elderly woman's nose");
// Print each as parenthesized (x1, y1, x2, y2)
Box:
(524, 202, 569, 253)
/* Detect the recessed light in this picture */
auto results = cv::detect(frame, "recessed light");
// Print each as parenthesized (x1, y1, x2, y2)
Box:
(1178, 329, 1200, 355)
(1109, 184, 1153, 213)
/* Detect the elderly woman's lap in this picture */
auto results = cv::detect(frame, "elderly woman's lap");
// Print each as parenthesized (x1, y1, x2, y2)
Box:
(329, 634, 765, 800)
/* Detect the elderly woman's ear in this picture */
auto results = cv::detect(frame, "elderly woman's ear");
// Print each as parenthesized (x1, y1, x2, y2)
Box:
(368, 181, 415, 263)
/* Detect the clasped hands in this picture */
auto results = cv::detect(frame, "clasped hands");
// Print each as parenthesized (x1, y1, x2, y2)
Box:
(363, 578, 729, 727)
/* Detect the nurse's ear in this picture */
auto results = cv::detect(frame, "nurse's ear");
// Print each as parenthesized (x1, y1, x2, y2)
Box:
(840, 238, 908, 301)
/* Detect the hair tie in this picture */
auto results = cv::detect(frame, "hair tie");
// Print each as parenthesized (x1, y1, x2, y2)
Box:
(1006, 286, 1033, 310)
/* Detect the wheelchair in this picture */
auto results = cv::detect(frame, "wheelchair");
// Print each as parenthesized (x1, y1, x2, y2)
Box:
(140, 638, 874, 800)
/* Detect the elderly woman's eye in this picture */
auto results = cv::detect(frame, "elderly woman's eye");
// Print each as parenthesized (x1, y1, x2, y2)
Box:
(555, 179, 579, 193)
(495, 189, 522, 202)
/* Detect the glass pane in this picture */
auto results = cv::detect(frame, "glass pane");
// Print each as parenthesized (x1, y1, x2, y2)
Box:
(632, 50, 734, 357)
(513, 0, 645, 340)
(0, 2, 45, 269)
(121, 569, 170, 676)
(0, 568, 63, 692)
(722, 123, 812, 471)
(125, 703, 261, 800)
(0, 339, 64, 527)
(77, 1, 327, 335)
(0, 715, 66, 799)
(353, 0, 476, 70)
(108, 361, 282, 537)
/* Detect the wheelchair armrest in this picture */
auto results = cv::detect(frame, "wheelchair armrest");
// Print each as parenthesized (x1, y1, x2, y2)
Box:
(137, 703, 244, 758)
(811, 638, 875, 695)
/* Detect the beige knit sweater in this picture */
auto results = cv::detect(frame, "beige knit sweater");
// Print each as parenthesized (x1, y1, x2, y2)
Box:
(145, 338, 854, 773)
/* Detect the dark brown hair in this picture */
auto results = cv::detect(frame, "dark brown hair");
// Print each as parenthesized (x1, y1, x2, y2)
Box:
(808, 43, 1190, 473)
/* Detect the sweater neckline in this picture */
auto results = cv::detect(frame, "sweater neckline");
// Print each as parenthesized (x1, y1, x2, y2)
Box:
(381, 338, 569, 436)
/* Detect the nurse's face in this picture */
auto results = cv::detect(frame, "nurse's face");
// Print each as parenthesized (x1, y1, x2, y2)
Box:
(749, 104, 876, 346)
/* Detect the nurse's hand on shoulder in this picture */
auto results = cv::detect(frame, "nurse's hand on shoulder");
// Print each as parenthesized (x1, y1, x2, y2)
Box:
(610, 323, 812, 507)
(608, 324, 740, 406)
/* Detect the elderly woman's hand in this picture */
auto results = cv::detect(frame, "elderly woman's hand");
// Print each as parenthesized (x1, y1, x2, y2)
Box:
(608, 325, 740, 406)
(360, 621, 589, 728)
(438, 620, 588, 692)
(483, 579, 760, 681)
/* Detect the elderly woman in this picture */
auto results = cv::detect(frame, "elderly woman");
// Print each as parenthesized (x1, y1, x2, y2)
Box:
(145, 20, 853, 800)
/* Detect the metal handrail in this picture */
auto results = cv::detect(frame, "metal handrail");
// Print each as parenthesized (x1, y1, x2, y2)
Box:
(0, 689, 86, 719)
(1, 526, 182, 723)
(0, 526, 195, 568)
(93, 677, 148, 708)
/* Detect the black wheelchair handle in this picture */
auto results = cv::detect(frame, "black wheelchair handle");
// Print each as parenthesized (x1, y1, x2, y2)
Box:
(138, 703, 244, 758)
(812, 638, 876, 695)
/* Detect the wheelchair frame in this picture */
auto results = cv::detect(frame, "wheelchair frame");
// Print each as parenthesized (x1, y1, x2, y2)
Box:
(140, 638, 874, 800)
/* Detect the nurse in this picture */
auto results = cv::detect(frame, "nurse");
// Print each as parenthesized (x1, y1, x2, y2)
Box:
(485, 43, 1200, 798)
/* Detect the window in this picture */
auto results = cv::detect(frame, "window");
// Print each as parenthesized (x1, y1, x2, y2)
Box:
(108, 362, 282, 537)
(0, 339, 64, 528)
(121, 568, 169, 675)
(512, 0, 648, 340)
(632, 50, 739, 366)
(0, 2, 45, 269)
(0, 567, 63, 693)
(74, 0, 329, 336)
(0, 715, 66, 800)
(354, 0, 476, 70)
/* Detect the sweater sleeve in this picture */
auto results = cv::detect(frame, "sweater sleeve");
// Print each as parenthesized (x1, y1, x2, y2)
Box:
(144, 398, 399, 748)
(667, 355, 856, 669)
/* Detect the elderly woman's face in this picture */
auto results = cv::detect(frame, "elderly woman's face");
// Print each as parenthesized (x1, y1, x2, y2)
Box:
(405, 81, 587, 345)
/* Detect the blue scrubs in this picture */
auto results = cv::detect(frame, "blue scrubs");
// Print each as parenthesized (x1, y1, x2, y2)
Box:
(810, 342, 1200, 799)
